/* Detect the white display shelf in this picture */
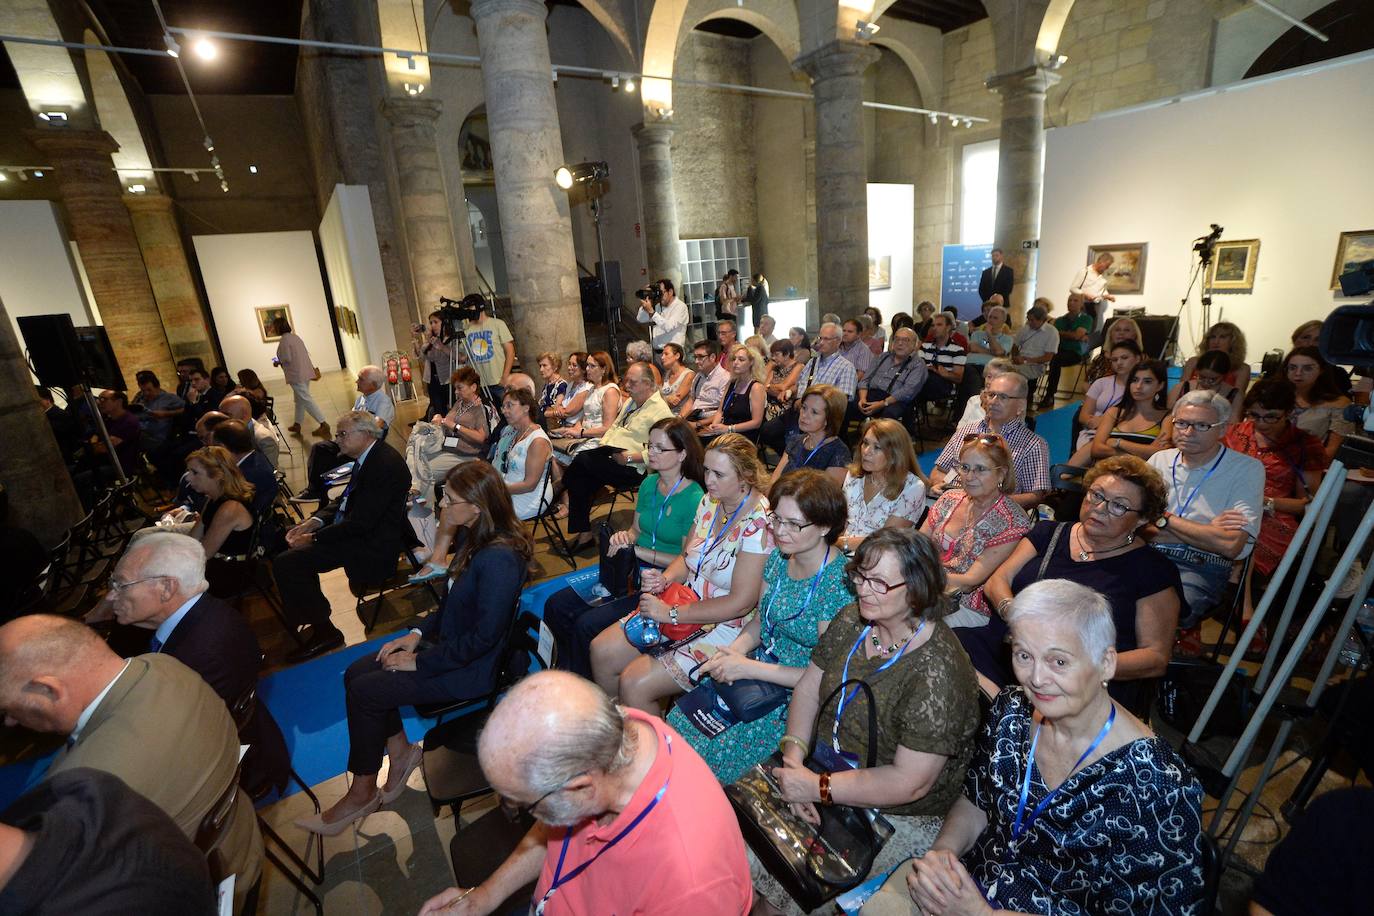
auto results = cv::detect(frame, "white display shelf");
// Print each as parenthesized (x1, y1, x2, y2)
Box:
(678, 236, 751, 335)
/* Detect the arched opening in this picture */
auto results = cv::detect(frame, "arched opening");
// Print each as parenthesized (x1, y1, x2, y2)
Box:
(457, 106, 507, 295)
(1244, 0, 1374, 78)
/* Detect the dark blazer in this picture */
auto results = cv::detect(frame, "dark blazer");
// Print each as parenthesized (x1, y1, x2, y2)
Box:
(237, 449, 279, 517)
(160, 592, 291, 795)
(979, 263, 1015, 302)
(312, 439, 411, 581)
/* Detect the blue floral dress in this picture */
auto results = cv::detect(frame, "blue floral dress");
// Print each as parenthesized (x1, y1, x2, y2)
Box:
(667, 548, 852, 783)
(963, 688, 1205, 915)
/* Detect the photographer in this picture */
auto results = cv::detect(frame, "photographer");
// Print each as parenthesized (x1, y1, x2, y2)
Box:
(412, 311, 456, 417)
(636, 277, 689, 355)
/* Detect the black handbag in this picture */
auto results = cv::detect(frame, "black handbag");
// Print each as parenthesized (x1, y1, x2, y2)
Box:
(675, 656, 790, 737)
(597, 521, 639, 598)
(726, 679, 892, 912)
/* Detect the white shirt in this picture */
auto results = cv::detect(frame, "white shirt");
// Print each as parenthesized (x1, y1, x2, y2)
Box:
(638, 297, 689, 350)
(1148, 446, 1265, 559)
(70, 660, 132, 744)
(1070, 265, 1111, 301)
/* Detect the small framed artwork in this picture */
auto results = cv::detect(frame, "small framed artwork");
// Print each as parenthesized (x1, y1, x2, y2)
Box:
(1086, 243, 1148, 294)
(255, 304, 292, 343)
(868, 255, 892, 290)
(1206, 239, 1261, 294)
(345, 308, 359, 336)
(1331, 230, 1374, 290)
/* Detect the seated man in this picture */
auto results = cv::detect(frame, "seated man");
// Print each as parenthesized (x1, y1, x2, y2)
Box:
(36, 385, 82, 463)
(676, 339, 731, 422)
(0, 615, 262, 914)
(918, 312, 967, 404)
(418, 671, 752, 916)
(1011, 304, 1060, 405)
(0, 768, 216, 914)
(855, 326, 927, 422)
(72, 390, 142, 508)
(562, 362, 673, 552)
(1147, 390, 1263, 631)
(211, 419, 279, 517)
(295, 365, 395, 501)
(220, 394, 279, 470)
(928, 371, 1051, 510)
(132, 370, 186, 463)
(759, 322, 857, 455)
(106, 531, 291, 797)
(273, 410, 410, 661)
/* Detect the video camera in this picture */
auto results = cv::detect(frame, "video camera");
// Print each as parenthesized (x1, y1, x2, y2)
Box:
(634, 283, 663, 307)
(1192, 223, 1223, 264)
(1323, 302, 1374, 470)
(437, 293, 487, 337)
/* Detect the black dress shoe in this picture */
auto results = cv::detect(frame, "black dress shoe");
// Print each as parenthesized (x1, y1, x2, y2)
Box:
(286, 627, 345, 663)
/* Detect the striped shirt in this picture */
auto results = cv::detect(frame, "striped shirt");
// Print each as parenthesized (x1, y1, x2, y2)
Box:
(921, 339, 967, 374)
(934, 417, 1050, 494)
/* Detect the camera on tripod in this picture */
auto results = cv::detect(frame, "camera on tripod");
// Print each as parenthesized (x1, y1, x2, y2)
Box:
(437, 293, 486, 336)
(1192, 223, 1223, 263)
(634, 284, 663, 307)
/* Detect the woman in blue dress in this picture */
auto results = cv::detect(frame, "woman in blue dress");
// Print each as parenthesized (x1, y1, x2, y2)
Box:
(667, 469, 852, 783)
(864, 579, 1203, 916)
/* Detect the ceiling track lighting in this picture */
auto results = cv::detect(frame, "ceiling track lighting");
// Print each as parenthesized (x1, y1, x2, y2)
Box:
(127, 183, 147, 193)
(624, 77, 636, 93)
(249, 165, 258, 174)
(163, 33, 180, 58)
(220, 180, 229, 192)
(203, 136, 215, 152)
(611, 74, 620, 89)
(404, 82, 425, 96)
(551, 68, 558, 83)
(38, 110, 69, 123)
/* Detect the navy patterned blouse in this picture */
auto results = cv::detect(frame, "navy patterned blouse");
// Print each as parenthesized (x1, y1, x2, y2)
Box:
(962, 688, 1204, 915)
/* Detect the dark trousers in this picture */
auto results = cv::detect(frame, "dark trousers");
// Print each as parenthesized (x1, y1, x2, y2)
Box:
(305, 440, 348, 496)
(1044, 351, 1083, 403)
(918, 373, 956, 403)
(760, 407, 799, 455)
(564, 447, 644, 534)
(544, 587, 641, 678)
(426, 378, 451, 418)
(343, 655, 458, 775)
(270, 541, 347, 632)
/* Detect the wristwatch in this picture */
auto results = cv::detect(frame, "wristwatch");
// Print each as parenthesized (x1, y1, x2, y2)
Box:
(668, 605, 680, 626)
(1155, 512, 1170, 529)
(1264, 496, 1275, 514)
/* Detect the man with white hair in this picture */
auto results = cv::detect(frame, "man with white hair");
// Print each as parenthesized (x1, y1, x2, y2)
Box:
(1070, 251, 1117, 331)
(759, 321, 857, 455)
(104, 531, 291, 795)
(295, 365, 395, 502)
(418, 671, 752, 915)
(1147, 390, 1264, 639)
(929, 371, 1051, 509)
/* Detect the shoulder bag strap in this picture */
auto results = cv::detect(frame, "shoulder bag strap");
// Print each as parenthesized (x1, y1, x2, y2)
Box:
(1036, 522, 1068, 582)
(813, 677, 880, 769)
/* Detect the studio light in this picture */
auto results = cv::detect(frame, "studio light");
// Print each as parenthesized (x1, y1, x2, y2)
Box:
(193, 36, 217, 61)
(164, 34, 181, 58)
(555, 161, 609, 190)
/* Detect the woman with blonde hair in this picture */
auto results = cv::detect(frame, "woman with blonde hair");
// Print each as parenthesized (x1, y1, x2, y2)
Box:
(744, 334, 770, 366)
(1084, 317, 1144, 383)
(1181, 320, 1251, 395)
(838, 419, 928, 551)
(699, 342, 767, 441)
(184, 445, 257, 596)
(549, 350, 621, 461)
(590, 432, 770, 713)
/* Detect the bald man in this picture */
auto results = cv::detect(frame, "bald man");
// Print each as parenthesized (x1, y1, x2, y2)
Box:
(0, 615, 262, 912)
(418, 671, 751, 916)
(220, 393, 279, 469)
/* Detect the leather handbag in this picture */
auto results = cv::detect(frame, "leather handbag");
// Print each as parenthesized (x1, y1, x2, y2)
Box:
(726, 679, 892, 912)
(674, 655, 790, 737)
(597, 521, 639, 598)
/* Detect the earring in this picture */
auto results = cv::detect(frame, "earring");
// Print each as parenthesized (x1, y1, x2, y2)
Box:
(1125, 532, 1135, 545)
(1102, 680, 1109, 688)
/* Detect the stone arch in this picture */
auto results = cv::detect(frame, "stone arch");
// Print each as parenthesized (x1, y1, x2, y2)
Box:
(1035, 0, 1077, 58)
(679, 8, 802, 62)
(869, 35, 932, 109)
(82, 30, 156, 190)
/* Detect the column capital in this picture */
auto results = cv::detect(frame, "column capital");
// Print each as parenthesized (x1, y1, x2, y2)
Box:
(631, 121, 674, 147)
(984, 65, 1062, 98)
(470, 0, 548, 23)
(381, 95, 444, 126)
(122, 190, 175, 214)
(22, 127, 120, 159)
(794, 40, 880, 83)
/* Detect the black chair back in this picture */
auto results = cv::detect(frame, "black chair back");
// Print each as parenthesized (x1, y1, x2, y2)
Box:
(194, 766, 243, 886)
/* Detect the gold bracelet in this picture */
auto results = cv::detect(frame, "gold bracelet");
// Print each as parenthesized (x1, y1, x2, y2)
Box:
(778, 734, 808, 755)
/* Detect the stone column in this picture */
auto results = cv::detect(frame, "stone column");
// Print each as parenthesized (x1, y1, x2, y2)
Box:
(124, 192, 217, 366)
(383, 96, 466, 313)
(631, 121, 681, 289)
(795, 40, 879, 319)
(986, 66, 1060, 324)
(470, 0, 584, 358)
(25, 128, 174, 381)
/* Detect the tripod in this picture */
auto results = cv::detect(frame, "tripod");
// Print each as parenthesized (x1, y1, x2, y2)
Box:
(1162, 244, 1214, 364)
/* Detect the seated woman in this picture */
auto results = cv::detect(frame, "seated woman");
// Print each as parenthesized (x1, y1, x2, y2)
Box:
(666, 469, 852, 782)
(543, 418, 705, 677)
(1167, 348, 1238, 416)
(839, 419, 927, 552)
(698, 343, 767, 442)
(788, 327, 813, 367)
(759, 528, 980, 914)
(534, 351, 567, 415)
(542, 351, 592, 431)
(231, 369, 269, 418)
(1285, 345, 1353, 460)
(919, 434, 1033, 626)
(404, 367, 495, 524)
(869, 579, 1203, 916)
(549, 350, 620, 462)
(1181, 320, 1252, 399)
(977, 455, 1181, 716)
(769, 384, 851, 486)
(590, 433, 770, 713)
(765, 339, 803, 421)
(184, 446, 256, 596)
(209, 366, 234, 401)
(1083, 316, 1143, 384)
(658, 343, 695, 413)
(1076, 339, 1140, 448)
(296, 462, 532, 835)
(1067, 359, 1172, 467)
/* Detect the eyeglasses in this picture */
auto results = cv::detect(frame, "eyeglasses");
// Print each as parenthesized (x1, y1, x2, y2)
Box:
(646, 443, 681, 454)
(962, 433, 1004, 446)
(334, 428, 358, 440)
(849, 572, 907, 595)
(982, 391, 1024, 402)
(955, 462, 1002, 477)
(1173, 419, 1220, 432)
(108, 575, 169, 593)
(499, 771, 584, 822)
(1084, 487, 1140, 518)
(766, 512, 814, 535)
(1246, 410, 1286, 424)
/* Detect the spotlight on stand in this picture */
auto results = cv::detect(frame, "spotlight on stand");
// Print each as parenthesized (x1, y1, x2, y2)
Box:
(555, 160, 617, 355)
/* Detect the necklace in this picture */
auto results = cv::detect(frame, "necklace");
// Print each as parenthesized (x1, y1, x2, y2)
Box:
(1074, 524, 1134, 561)
(871, 626, 914, 655)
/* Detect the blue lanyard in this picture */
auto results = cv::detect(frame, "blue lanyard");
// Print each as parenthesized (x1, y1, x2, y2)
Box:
(1012, 704, 1116, 845)
(800, 435, 833, 468)
(760, 548, 830, 656)
(722, 381, 744, 413)
(693, 496, 751, 580)
(1170, 446, 1227, 519)
(535, 734, 673, 915)
(831, 621, 925, 757)
(649, 475, 686, 551)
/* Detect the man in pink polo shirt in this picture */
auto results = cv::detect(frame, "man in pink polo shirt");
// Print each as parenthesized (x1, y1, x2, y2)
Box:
(420, 670, 752, 916)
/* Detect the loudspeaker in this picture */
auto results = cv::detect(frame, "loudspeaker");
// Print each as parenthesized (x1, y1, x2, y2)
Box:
(17, 314, 85, 388)
(596, 260, 623, 319)
(75, 326, 127, 391)
(1135, 315, 1180, 360)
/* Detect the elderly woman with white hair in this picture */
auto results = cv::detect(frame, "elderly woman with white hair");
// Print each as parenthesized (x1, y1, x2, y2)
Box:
(861, 579, 1204, 916)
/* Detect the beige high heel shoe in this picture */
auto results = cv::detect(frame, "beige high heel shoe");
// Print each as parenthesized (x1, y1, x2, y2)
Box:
(294, 791, 381, 836)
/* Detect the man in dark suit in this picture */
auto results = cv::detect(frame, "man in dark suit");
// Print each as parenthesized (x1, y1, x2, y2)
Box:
(213, 419, 278, 517)
(107, 531, 291, 797)
(273, 410, 411, 661)
(978, 247, 1015, 304)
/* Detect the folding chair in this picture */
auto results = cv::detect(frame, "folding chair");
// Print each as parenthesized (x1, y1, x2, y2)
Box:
(349, 540, 442, 633)
(528, 457, 575, 569)
(221, 514, 305, 648)
(264, 395, 293, 458)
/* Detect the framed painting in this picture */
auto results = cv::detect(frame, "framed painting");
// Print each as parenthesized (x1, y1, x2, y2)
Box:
(1085, 243, 1148, 294)
(868, 255, 892, 290)
(1205, 239, 1260, 294)
(255, 304, 291, 343)
(1331, 229, 1374, 291)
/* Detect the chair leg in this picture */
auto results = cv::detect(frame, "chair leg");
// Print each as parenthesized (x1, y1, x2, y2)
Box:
(538, 515, 576, 569)
(290, 769, 325, 880)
